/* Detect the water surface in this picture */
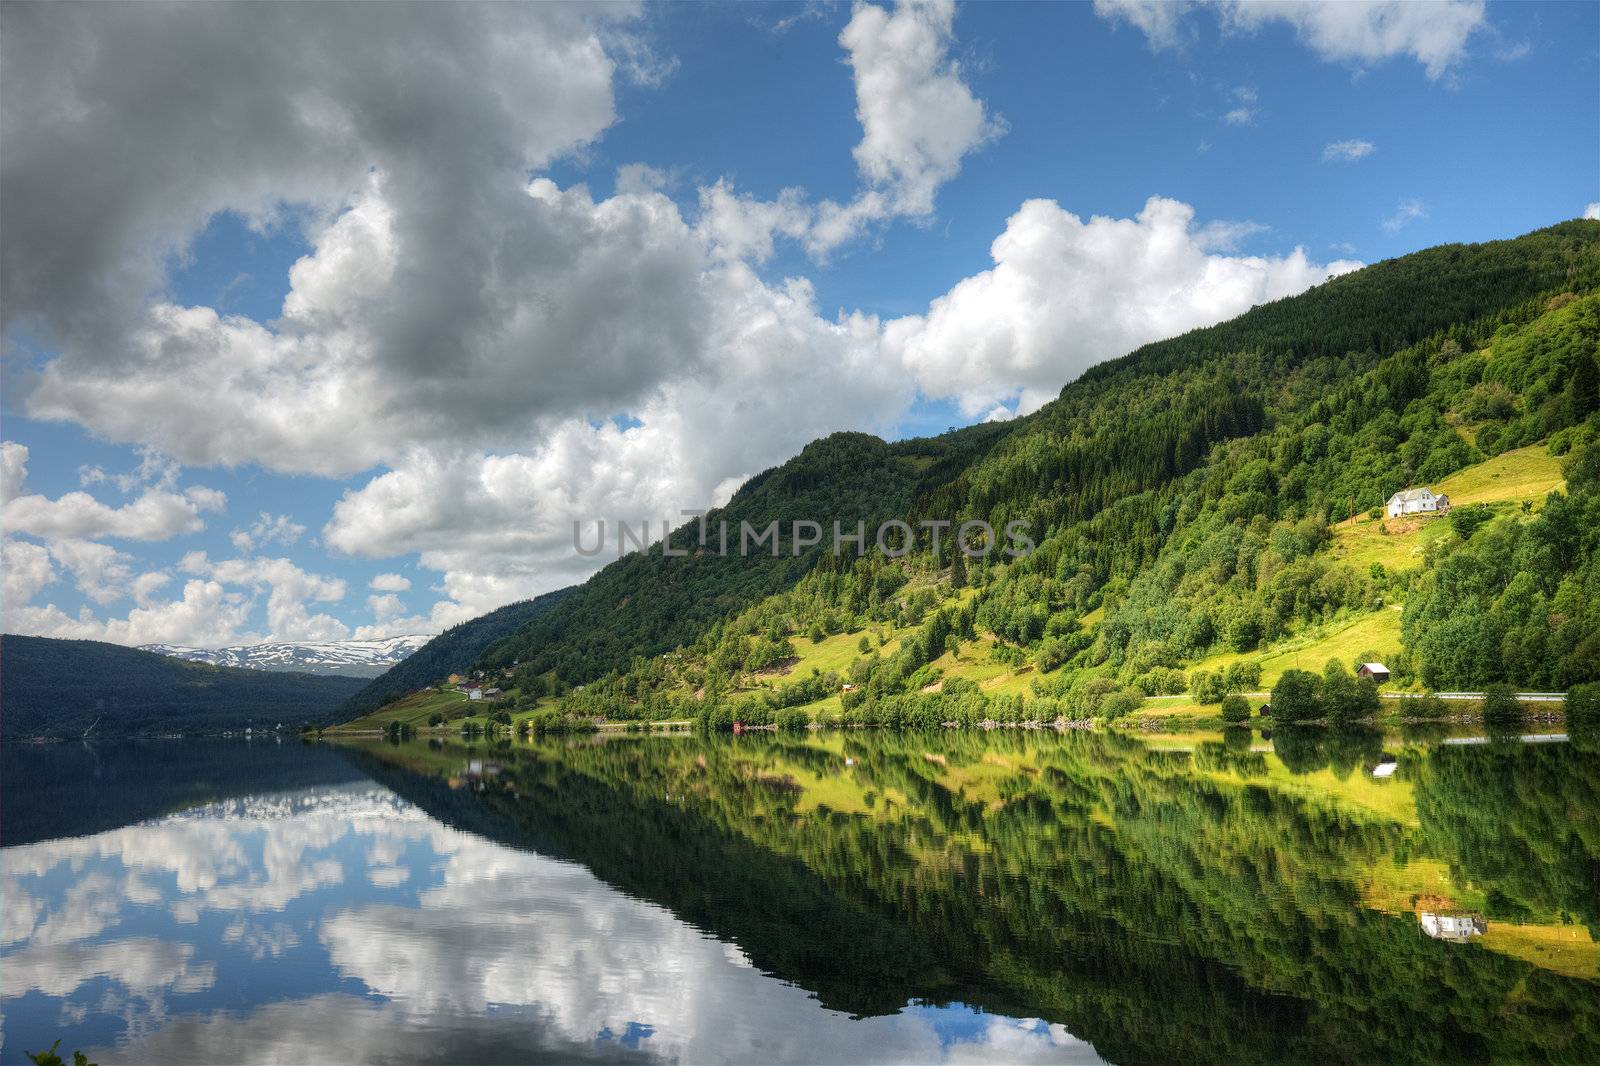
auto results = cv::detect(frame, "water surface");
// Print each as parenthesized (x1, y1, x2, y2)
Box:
(3, 729, 1596, 1063)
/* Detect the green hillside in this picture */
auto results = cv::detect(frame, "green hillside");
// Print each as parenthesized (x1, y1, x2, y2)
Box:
(338, 586, 573, 718)
(479, 426, 1009, 683)
(2, 634, 366, 738)
(347, 221, 1600, 729)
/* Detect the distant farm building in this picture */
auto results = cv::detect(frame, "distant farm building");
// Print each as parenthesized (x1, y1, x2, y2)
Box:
(1419, 912, 1486, 942)
(1385, 487, 1450, 518)
(1357, 663, 1391, 682)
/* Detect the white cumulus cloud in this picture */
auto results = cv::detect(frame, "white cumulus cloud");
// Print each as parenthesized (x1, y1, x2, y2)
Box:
(1382, 197, 1428, 232)
(883, 196, 1361, 418)
(1096, 0, 1487, 79)
(809, 0, 1004, 254)
(1323, 139, 1375, 162)
(0, 2, 1366, 641)
(369, 573, 412, 593)
(2, 440, 226, 547)
(6, 579, 255, 647)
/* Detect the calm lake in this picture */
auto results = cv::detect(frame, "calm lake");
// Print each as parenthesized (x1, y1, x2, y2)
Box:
(3, 728, 1597, 1064)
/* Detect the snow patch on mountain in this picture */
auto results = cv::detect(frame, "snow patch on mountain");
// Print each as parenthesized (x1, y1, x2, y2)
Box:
(141, 635, 431, 677)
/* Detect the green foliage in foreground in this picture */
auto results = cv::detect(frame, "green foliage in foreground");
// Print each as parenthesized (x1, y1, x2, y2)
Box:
(1481, 682, 1525, 726)
(26, 1041, 95, 1066)
(1570, 682, 1600, 723)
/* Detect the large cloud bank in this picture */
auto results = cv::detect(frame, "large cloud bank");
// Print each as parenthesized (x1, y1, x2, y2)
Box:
(1, 1, 1359, 643)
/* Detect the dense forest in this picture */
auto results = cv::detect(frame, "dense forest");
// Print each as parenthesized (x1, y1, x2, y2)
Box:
(2, 635, 366, 737)
(479, 425, 1009, 682)
(354, 221, 1600, 730)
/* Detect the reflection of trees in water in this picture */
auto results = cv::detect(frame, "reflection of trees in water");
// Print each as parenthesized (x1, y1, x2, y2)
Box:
(1268, 725, 1386, 777)
(1415, 742, 1600, 939)
(7, 739, 364, 845)
(349, 731, 1600, 1063)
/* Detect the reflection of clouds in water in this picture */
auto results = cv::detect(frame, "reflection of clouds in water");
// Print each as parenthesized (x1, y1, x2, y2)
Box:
(4, 787, 436, 944)
(88, 992, 650, 1065)
(2, 785, 417, 1006)
(321, 835, 1101, 1064)
(1, 937, 215, 998)
(4, 782, 1101, 1065)
(368, 865, 411, 887)
(103, 991, 1095, 1066)
(222, 920, 301, 960)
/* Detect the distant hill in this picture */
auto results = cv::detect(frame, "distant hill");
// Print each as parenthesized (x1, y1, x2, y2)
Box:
(140, 634, 431, 677)
(337, 588, 574, 718)
(1, 634, 366, 738)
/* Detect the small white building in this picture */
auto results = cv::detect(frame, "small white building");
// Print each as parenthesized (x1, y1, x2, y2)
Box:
(1419, 911, 1486, 942)
(467, 687, 483, 701)
(1357, 662, 1391, 682)
(1386, 487, 1450, 519)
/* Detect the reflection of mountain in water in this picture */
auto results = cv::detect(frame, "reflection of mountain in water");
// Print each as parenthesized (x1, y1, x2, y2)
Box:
(2, 763, 1095, 1065)
(1, 738, 366, 846)
(345, 731, 1600, 1064)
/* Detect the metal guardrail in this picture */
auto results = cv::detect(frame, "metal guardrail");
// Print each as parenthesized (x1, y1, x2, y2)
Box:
(1382, 692, 1566, 702)
(1149, 691, 1569, 702)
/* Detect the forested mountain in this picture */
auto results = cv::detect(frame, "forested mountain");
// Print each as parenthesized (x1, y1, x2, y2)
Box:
(356, 220, 1600, 727)
(2, 634, 366, 738)
(479, 426, 1009, 684)
(339, 587, 574, 718)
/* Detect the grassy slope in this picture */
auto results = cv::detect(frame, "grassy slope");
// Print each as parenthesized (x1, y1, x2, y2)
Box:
(338, 587, 573, 719)
(764, 442, 1561, 720)
(368, 435, 1551, 725)
(1329, 443, 1565, 573)
(1185, 608, 1405, 689)
(328, 686, 473, 731)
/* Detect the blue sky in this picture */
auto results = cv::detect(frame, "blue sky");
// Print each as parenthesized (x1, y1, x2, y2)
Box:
(2, 0, 1596, 647)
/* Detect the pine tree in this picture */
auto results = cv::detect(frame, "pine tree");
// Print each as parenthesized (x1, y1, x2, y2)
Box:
(1570, 350, 1600, 417)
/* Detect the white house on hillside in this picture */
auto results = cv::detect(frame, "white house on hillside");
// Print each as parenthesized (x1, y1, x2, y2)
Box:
(1385, 487, 1450, 518)
(1419, 911, 1486, 942)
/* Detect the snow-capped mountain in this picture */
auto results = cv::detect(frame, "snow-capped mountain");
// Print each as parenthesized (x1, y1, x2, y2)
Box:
(140, 635, 431, 678)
